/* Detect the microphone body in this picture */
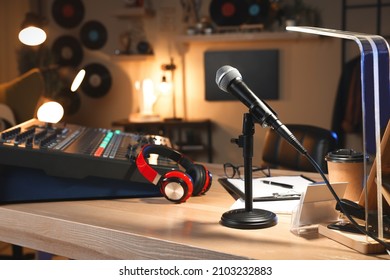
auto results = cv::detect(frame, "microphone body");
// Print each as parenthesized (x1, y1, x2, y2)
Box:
(229, 79, 278, 127)
(216, 65, 307, 155)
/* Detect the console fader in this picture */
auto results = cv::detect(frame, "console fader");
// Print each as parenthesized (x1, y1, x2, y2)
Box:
(0, 119, 175, 202)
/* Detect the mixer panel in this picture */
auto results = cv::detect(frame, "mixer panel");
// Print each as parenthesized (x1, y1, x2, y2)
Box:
(0, 118, 174, 181)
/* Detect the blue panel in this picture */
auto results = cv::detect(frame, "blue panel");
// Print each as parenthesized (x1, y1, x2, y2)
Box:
(0, 166, 161, 203)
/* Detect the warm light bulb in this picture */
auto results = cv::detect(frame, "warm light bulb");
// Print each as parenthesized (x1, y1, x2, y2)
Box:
(18, 26, 47, 46)
(158, 76, 171, 95)
(37, 101, 64, 124)
(71, 69, 86, 92)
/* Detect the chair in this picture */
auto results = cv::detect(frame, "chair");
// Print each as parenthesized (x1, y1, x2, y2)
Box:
(261, 124, 339, 173)
(0, 68, 45, 128)
(0, 103, 16, 130)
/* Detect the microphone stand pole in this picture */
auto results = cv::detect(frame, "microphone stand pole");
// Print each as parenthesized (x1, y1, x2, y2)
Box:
(220, 113, 278, 229)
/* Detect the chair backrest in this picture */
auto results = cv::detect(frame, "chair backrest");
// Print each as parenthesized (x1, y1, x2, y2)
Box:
(262, 124, 339, 172)
(0, 103, 16, 130)
(0, 68, 44, 124)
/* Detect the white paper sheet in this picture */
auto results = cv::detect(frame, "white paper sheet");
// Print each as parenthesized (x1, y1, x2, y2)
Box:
(227, 175, 313, 199)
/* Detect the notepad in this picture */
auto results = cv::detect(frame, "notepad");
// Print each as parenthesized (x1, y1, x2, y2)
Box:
(219, 175, 313, 200)
(219, 176, 315, 214)
(221, 176, 347, 215)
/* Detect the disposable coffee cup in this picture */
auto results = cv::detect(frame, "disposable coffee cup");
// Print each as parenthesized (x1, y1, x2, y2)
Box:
(325, 149, 365, 201)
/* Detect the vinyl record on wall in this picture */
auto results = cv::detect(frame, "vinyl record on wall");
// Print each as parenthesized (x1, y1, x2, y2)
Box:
(51, 35, 83, 67)
(245, 0, 270, 24)
(52, 0, 85, 29)
(80, 20, 108, 50)
(209, 0, 248, 26)
(81, 63, 112, 98)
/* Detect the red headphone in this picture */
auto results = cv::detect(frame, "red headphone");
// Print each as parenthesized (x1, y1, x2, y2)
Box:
(136, 144, 212, 203)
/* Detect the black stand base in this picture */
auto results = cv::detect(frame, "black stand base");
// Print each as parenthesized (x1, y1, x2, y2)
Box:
(220, 208, 278, 229)
(220, 113, 278, 230)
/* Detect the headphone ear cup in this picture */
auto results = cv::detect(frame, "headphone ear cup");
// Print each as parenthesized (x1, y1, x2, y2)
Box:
(186, 164, 212, 196)
(202, 169, 212, 194)
(160, 170, 193, 203)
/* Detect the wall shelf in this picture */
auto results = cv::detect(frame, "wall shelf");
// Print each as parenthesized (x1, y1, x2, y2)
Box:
(110, 54, 154, 61)
(176, 31, 318, 43)
(113, 7, 155, 19)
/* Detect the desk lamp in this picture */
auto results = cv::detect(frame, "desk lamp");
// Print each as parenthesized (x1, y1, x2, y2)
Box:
(130, 79, 160, 122)
(286, 26, 390, 254)
(140, 79, 158, 117)
(140, 79, 159, 120)
(38, 68, 85, 122)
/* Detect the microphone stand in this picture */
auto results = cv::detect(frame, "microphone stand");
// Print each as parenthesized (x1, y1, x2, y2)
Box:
(220, 113, 278, 229)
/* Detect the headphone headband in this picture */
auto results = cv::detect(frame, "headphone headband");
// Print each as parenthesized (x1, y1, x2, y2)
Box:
(141, 144, 194, 168)
(136, 144, 212, 203)
(136, 144, 192, 184)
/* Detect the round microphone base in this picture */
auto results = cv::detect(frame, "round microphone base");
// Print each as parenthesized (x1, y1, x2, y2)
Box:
(220, 208, 278, 229)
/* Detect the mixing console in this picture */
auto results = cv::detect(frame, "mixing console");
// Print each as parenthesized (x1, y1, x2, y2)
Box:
(0, 119, 175, 202)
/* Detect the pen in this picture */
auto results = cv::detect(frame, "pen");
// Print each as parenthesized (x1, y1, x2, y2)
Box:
(254, 194, 301, 202)
(300, 174, 316, 183)
(262, 180, 294, 189)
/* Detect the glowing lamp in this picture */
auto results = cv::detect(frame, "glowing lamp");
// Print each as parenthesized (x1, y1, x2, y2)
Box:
(141, 78, 157, 116)
(158, 76, 172, 95)
(37, 101, 64, 124)
(18, 26, 47, 46)
(71, 69, 86, 92)
(18, 13, 47, 46)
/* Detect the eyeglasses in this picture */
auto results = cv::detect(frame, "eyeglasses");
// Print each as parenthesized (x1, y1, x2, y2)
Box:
(223, 163, 271, 179)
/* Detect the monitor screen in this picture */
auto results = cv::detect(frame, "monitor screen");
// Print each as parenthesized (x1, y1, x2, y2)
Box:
(204, 49, 279, 101)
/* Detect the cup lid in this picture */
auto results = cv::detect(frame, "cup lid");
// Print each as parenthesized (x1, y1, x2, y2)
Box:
(325, 149, 365, 163)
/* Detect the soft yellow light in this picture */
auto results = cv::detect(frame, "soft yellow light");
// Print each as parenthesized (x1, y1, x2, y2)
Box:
(37, 101, 64, 124)
(71, 69, 86, 92)
(158, 76, 172, 95)
(140, 78, 158, 116)
(134, 80, 141, 91)
(18, 26, 47, 46)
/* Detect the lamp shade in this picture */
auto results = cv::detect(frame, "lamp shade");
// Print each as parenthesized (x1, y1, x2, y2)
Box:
(37, 101, 64, 123)
(18, 13, 47, 46)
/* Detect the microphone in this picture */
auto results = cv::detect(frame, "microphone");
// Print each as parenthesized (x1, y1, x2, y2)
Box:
(215, 65, 307, 155)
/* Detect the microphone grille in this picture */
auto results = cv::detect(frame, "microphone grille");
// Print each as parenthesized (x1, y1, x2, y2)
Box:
(215, 65, 242, 92)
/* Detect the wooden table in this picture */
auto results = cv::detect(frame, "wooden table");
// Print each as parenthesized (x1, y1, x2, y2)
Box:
(0, 165, 388, 260)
